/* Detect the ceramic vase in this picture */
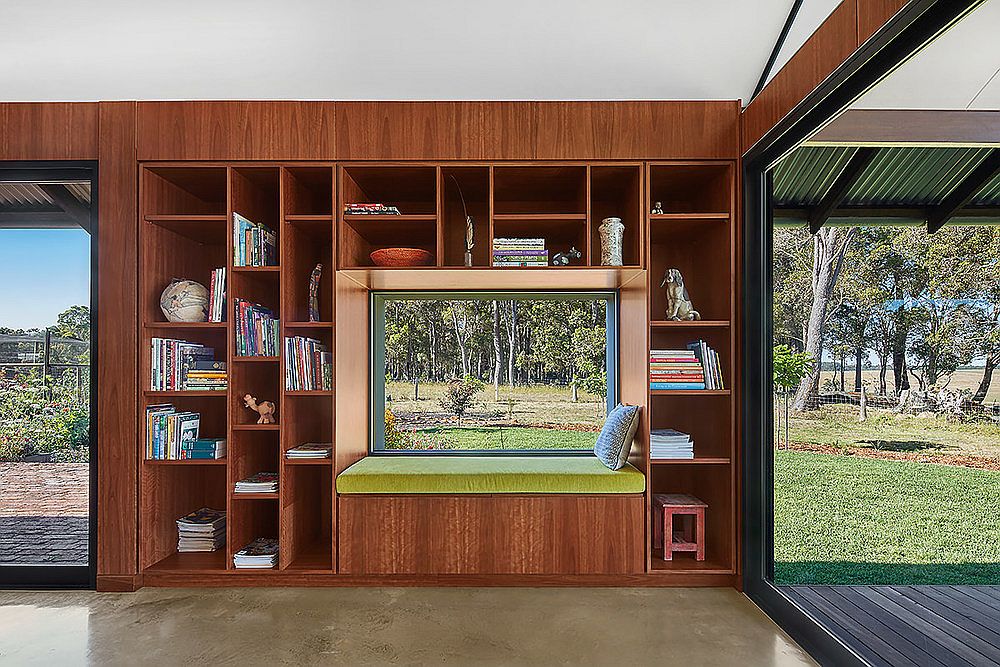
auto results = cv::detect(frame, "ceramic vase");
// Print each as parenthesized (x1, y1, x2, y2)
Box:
(599, 217, 624, 266)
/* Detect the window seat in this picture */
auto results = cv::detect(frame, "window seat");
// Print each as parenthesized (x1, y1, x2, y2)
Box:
(336, 456, 646, 495)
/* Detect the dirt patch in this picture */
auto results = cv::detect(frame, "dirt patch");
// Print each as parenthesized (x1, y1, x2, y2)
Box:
(784, 441, 1000, 471)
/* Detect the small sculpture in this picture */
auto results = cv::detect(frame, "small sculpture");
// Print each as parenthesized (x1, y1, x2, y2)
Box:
(308, 263, 322, 322)
(450, 175, 475, 267)
(160, 278, 209, 322)
(551, 247, 582, 266)
(599, 217, 624, 266)
(660, 268, 701, 321)
(243, 394, 277, 424)
(651, 201, 664, 215)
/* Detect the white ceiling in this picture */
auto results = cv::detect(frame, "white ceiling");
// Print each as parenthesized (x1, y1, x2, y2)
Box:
(0, 0, 797, 103)
(853, 0, 1000, 109)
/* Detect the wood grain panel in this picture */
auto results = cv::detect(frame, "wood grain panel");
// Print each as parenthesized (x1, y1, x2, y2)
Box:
(742, 0, 859, 151)
(335, 102, 484, 160)
(334, 273, 369, 475)
(136, 102, 336, 160)
(338, 495, 644, 575)
(97, 101, 138, 577)
(858, 0, 909, 43)
(609, 102, 741, 160)
(0, 102, 99, 159)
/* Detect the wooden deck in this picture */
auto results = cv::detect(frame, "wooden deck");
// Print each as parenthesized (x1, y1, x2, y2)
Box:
(785, 586, 1000, 667)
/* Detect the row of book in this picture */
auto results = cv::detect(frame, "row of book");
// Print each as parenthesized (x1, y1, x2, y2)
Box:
(233, 212, 277, 267)
(177, 508, 226, 553)
(235, 299, 279, 357)
(492, 237, 548, 267)
(649, 340, 724, 390)
(144, 404, 226, 460)
(184, 360, 227, 391)
(234, 472, 278, 494)
(207, 268, 226, 322)
(150, 339, 220, 391)
(344, 202, 400, 215)
(650, 429, 694, 460)
(284, 336, 333, 391)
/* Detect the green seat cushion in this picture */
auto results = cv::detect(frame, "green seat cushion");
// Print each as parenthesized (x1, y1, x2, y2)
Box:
(336, 456, 646, 494)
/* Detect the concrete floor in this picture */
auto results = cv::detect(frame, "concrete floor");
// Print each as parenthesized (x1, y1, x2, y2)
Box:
(0, 587, 815, 666)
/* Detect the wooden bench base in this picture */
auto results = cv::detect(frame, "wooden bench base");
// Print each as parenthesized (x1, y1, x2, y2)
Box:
(338, 494, 645, 575)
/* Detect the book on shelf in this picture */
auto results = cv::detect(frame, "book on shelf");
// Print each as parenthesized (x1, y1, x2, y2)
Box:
(234, 299, 279, 357)
(144, 404, 202, 460)
(343, 202, 401, 215)
(207, 267, 226, 322)
(286, 443, 332, 459)
(686, 339, 725, 390)
(150, 338, 219, 391)
(183, 437, 226, 460)
(232, 212, 277, 267)
(233, 537, 279, 569)
(176, 507, 226, 552)
(234, 472, 278, 494)
(649, 341, 724, 390)
(493, 237, 548, 267)
(650, 429, 694, 459)
(184, 361, 228, 391)
(284, 336, 333, 391)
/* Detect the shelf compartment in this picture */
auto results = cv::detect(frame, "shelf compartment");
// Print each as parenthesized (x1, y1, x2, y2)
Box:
(649, 465, 733, 574)
(649, 551, 734, 575)
(442, 166, 490, 267)
(648, 215, 731, 322)
(143, 166, 227, 217)
(650, 328, 730, 394)
(283, 166, 333, 217)
(282, 394, 332, 458)
(283, 211, 334, 322)
(144, 215, 228, 244)
(145, 550, 228, 574)
(280, 465, 333, 570)
(232, 166, 280, 231)
(140, 395, 227, 450)
(648, 164, 732, 214)
(493, 165, 587, 215)
(341, 165, 437, 216)
(591, 165, 642, 267)
(340, 215, 437, 268)
(492, 216, 588, 266)
(228, 494, 279, 571)
(141, 220, 227, 326)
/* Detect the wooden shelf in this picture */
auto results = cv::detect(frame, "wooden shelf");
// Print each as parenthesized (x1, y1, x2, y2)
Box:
(284, 321, 333, 329)
(650, 389, 731, 396)
(650, 320, 730, 328)
(144, 215, 228, 244)
(285, 214, 333, 222)
(343, 213, 436, 222)
(144, 321, 226, 329)
(144, 390, 227, 397)
(145, 550, 228, 573)
(234, 356, 279, 362)
(649, 213, 729, 220)
(649, 551, 733, 575)
(650, 458, 730, 465)
(232, 424, 281, 431)
(492, 213, 587, 221)
(231, 492, 280, 500)
(144, 459, 226, 465)
(233, 265, 280, 273)
(283, 542, 333, 571)
(284, 390, 334, 396)
(284, 457, 332, 465)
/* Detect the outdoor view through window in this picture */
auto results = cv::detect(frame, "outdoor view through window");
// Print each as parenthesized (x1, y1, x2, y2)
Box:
(375, 293, 614, 452)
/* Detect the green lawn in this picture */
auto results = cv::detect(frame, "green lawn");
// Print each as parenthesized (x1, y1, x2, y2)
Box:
(775, 450, 1000, 585)
(388, 426, 595, 451)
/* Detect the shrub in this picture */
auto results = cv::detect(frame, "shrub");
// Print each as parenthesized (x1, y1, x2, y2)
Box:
(384, 407, 411, 449)
(438, 376, 484, 425)
(0, 371, 90, 462)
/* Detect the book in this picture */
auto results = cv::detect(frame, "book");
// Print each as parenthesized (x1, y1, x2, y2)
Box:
(283, 336, 333, 391)
(234, 472, 278, 494)
(650, 382, 707, 390)
(233, 537, 279, 569)
(208, 267, 226, 322)
(344, 203, 400, 215)
(234, 299, 279, 357)
(233, 213, 277, 267)
(144, 404, 204, 460)
(286, 443, 332, 459)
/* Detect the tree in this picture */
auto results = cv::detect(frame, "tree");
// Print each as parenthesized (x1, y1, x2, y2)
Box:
(773, 345, 812, 448)
(55, 305, 89, 340)
(438, 377, 483, 425)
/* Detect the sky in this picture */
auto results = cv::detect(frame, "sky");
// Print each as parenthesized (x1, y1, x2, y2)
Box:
(0, 229, 90, 330)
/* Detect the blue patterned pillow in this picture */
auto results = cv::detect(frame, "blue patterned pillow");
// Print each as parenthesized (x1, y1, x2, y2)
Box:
(594, 404, 641, 470)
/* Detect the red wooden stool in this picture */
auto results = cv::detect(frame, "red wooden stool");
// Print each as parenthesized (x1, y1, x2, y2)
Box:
(653, 493, 707, 561)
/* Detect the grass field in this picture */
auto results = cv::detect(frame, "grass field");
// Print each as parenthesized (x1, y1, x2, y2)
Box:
(390, 426, 595, 451)
(775, 450, 1000, 585)
(782, 403, 1000, 458)
(818, 368, 1000, 403)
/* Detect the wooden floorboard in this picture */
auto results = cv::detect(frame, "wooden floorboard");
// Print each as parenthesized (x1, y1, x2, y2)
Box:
(785, 586, 1000, 667)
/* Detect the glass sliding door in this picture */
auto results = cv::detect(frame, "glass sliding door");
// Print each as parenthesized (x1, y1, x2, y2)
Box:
(0, 165, 95, 588)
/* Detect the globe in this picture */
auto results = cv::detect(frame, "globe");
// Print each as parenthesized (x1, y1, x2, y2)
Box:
(160, 279, 209, 322)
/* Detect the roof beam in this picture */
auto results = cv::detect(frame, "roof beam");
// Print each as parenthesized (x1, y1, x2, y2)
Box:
(776, 205, 1000, 221)
(927, 148, 1000, 233)
(749, 0, 804, 103)
(37, 184, 91, 233)
(808, 148, 878, 233)
(0, 210, 81, 229)
(806, 110, 1000, 146)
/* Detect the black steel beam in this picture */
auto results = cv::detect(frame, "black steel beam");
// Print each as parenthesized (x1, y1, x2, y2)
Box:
(0, 209, 80, 228)
(750, 0, 805, 103)
(927, 148, 1000, 233)
(807, 148, 878, 233)
(38, 183, 91, 233)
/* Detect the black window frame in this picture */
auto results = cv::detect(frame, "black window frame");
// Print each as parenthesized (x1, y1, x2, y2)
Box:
(370, 289, 619, 456)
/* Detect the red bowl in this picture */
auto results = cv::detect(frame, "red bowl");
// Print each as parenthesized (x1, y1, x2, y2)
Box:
(370, 248, 434, 267)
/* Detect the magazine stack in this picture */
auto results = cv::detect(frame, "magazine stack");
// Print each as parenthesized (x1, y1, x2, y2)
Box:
(176, 508, 226, 553)
(285, 443, 332, 460)
(234, 472, 278, 494)
(232, 213, 277, 267)
(492, 238, 548, 267)
(650, 429, 694, 459)
(343, 202, 400, 215)
(233, 538, 278, 569)
(234, 299, 279, 357)
(284, 336, 333, 391)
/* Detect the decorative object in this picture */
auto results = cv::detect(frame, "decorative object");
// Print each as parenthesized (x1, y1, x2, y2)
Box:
(243, 394, 276, 424)
(593, 403, 641, 470)
(660, 268, 701, 320)
(551, 246, 581, 266)
(308, 263, 322, 322)
(370, 247, 434, 267)
(651, 201, 664, 215)
(652, 494, 706, 561)
(160, 278, 209, 323)
(449, 175, 475, 267)
(598, 217, 625, 266)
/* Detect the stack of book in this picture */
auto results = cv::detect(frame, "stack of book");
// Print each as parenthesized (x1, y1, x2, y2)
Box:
(150, 339, 217, 391)
(284, 336, 333, 391)
(184, 360, 227, 391)
(492, 238, 548, 267)
(182, 437, 226, 460)
(207, 268, 226, 322)
(649, 348, 705, 390)
(650, 429, 694, 459)
(286, 443, 332, 460)
(234, 538, 279, 569)
(687, 339, 725, 390)
(343, 202, 400, 215)
(176, 508, 226, 553)
(234, 472, 278, 494)
(233, 212, 277, 267)
(234, 299, 279, 357)
(144, 404, 200, 460)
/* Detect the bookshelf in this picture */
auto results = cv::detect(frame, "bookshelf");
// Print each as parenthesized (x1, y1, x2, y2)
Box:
(139, 159, 736, 583)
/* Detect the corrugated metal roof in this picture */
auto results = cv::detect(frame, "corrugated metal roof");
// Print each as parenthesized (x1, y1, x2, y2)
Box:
(774, 146, 998, 207)
(0, 181, 90, 209)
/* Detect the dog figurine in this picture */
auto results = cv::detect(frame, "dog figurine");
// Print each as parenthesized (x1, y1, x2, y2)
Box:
(660, 268, 701, 321)
(551, 247, 582, 266)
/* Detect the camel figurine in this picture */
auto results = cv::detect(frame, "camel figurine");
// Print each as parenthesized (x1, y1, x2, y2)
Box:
(660, 268, 701, 321)
(243, 394, 276, 424)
